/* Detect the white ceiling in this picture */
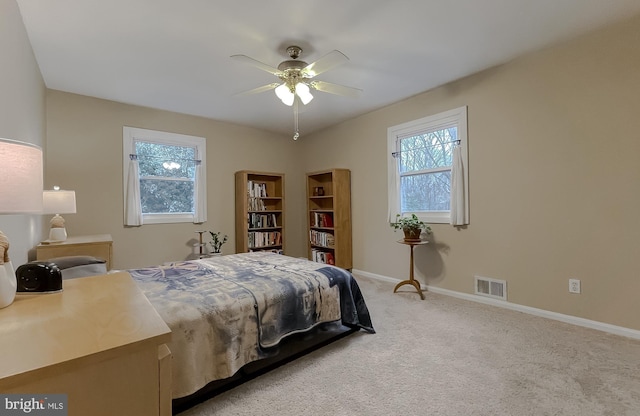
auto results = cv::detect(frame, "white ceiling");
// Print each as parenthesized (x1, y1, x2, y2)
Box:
(16, 0, 640, 138)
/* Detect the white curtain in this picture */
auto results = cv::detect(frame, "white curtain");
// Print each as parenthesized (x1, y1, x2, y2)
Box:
(387, 151, 401, 222)
(450, 145, 468, 225)
(193, 161, 207, 224)
(125, 156, 143, 226)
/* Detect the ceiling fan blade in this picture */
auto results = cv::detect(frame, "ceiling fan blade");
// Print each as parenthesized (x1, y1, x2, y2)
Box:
(302, 50, 349, 78)
(310, 80, 362, 98)
(233, 83, 280, 97)
(230, 54, 282, 76)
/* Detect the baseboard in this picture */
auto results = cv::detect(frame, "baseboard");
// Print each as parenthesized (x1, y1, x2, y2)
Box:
(352, 268, 640, 341)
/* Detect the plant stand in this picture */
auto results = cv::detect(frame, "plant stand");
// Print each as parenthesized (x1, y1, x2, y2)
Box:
(194, 230, 210, 259)
(394, 239, 429, 300)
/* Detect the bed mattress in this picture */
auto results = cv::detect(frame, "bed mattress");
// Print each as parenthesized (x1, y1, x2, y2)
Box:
(129, 252, 374, 398)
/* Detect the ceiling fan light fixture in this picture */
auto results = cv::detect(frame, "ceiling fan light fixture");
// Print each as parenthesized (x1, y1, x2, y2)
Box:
(232, 45, 359, 139)
(295, 82, 313, 105)
(275, 83, 294, 106)
(281, 93, 295, 107)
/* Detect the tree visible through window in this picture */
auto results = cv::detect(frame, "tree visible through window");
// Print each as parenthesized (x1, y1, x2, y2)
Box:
(123, 126, 206, 225)
(387, 106, 468, 224)
(399, 127, 457, 212)
(136, 141, 196, 214)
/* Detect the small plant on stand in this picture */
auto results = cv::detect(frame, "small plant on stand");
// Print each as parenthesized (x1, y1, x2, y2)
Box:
(208, 231, 228, 255)
(390, 214, 432, 242)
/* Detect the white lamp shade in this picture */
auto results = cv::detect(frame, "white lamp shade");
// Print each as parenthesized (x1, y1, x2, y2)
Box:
(295, 83, 314, 105)
(43, 190, 77, 214)
(0, 138, 43, 214)
(275, 83, 295, 106)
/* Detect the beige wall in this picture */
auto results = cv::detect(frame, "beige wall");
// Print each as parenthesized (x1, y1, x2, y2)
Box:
(0, 0, 46, 265)
(301, 15, 640, 330)
(45, 91, 305, 269)
(42, 13, 640, 331)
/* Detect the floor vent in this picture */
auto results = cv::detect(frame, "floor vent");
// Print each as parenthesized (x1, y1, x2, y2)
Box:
(474, 276, 507, 301)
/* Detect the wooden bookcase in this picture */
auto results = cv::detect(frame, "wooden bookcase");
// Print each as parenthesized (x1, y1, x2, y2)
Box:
(306, 169, 352, 270)
(235, 171, 285, 254)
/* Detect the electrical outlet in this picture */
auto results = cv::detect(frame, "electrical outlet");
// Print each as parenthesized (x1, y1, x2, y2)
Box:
(569, 279, 581, 294)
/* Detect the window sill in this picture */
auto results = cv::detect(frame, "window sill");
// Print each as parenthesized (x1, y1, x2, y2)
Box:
(142, 213, 196, 224)
(410, 211, 450, 224)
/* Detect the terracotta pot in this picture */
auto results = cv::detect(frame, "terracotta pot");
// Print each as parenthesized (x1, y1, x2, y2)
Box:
(403, 228, 422, 242)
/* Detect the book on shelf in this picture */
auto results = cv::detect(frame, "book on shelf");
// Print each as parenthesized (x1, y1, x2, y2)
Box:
(326, 233, 335, 246)
(248, 212, 278, 228)
(248, 197, 266, 211)
(247, 181, 267, 198)
(248, 231, 282, 248)
(324, 252, 335, 265)
(309, 230, 335, 248)
(250, 248, 284, 255)
(310, 249, 335, 265)
(311, 212, 333, 228)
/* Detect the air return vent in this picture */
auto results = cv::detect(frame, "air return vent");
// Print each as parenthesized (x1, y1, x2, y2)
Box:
(474, 276, 507, 301)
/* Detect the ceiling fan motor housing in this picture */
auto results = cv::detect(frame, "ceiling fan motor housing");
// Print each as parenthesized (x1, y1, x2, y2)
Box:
(278, 60, 308, 90)
(277, 60, 308, 72)
(277, 45, 311, 90)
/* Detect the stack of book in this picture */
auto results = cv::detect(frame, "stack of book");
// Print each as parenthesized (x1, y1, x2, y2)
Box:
(248, 231, 282, 248)
(247, 181, 267, 198)
(309, 230, 335, 248)
(310, 212, 333, 228)
(311, 249, 335, 265)
(248, 197, 266, 211)
(248, 212, 277, 228)
(249, 248, 284, 255)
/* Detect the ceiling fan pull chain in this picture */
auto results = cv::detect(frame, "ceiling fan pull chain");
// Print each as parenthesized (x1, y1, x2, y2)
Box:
(293, 98, 300, 140)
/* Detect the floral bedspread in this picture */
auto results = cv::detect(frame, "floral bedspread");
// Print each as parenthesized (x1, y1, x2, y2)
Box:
(128, 252, 374, 398)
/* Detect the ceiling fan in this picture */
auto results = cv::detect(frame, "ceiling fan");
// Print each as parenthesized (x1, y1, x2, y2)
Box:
(231, 45, 362, 140)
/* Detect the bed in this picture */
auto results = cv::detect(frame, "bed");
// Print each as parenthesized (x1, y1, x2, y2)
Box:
(127, 251, 375, 404)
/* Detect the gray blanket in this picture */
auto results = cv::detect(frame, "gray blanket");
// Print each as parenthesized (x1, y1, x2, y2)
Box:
(129, 252, 374, 398)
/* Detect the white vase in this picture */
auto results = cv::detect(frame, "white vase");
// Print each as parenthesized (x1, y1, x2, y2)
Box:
(0, 261, 17, 308)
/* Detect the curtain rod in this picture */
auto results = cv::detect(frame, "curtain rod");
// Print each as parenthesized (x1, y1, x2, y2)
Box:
(391, 139, 460, 158)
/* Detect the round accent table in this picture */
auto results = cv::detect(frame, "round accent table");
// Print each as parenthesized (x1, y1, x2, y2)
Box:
(394, 239, 429, 299)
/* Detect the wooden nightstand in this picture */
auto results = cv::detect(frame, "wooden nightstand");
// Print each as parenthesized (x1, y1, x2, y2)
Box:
(36, 234, 113, 270)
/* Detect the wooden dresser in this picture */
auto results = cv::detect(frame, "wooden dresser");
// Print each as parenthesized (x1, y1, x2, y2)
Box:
(0, 272, 172, 416)
(36, 234, 113, 270)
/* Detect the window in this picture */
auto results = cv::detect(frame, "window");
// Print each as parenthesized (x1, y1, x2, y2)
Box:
(387, 106, 468, 224)
(123, 127, 206, 225)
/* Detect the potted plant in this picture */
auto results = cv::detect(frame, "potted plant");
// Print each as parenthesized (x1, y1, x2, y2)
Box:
(208, 231, 228, 255)
(390, 214, 432, 242)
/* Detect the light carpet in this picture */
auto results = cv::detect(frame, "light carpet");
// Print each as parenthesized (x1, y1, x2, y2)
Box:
(178, 275, 640, 416)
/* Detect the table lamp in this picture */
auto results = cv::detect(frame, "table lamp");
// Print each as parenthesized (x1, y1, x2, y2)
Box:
(43, 187, 77, 242)
(0, 138, 43, 308)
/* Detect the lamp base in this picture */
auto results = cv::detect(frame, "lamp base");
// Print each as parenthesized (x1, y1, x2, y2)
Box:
(49, 227, 68, 242)
(0, 261, 17, 308)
